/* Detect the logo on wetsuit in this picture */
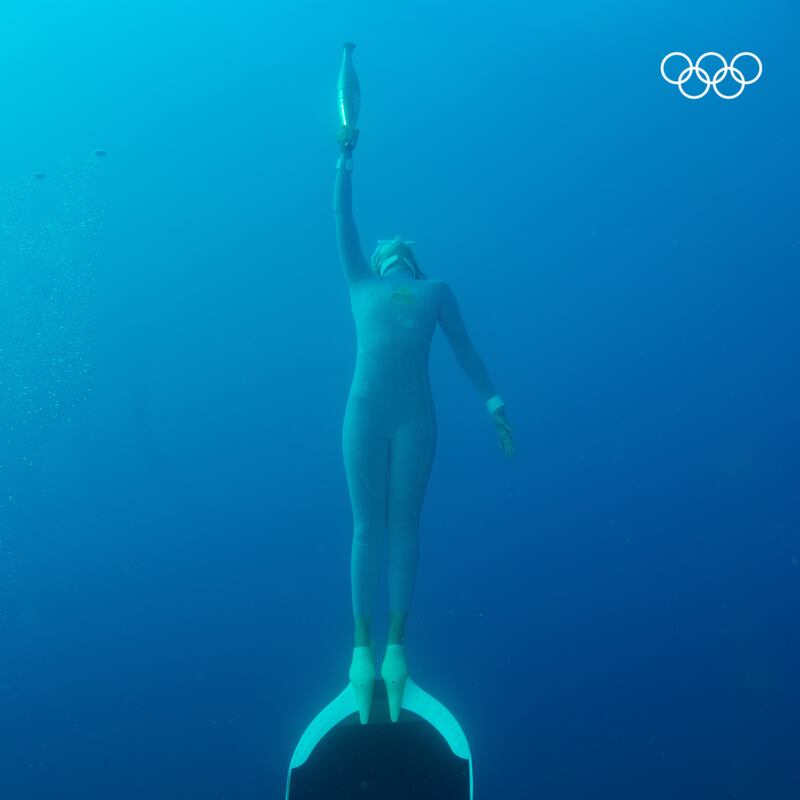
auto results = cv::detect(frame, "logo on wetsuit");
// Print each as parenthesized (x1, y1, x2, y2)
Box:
(391, 286, 416, 306)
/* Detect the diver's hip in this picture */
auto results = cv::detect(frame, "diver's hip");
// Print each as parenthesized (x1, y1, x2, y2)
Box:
(345, 381, 436, 418)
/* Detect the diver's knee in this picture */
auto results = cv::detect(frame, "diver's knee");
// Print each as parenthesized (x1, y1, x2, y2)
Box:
(353, 520, 382, 546)
(388, 523, 419, 545)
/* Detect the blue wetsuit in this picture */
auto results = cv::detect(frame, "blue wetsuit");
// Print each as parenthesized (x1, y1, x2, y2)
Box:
(343, 274, 496, 618)
(335, 165, 497, 621)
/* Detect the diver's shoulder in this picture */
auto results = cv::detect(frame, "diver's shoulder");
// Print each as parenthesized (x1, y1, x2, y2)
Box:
(426, 279, 454, 300)
(425, 278, 449, 293)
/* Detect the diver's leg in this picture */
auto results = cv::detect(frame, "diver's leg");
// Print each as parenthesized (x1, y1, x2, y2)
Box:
(382, 410, 437, 720)
(342, 395, 389, 723)
(388, 610, 408, 645)
(386, 412, 437, 626)
(343, 398, 389, 641)
(354, 616, 372, 647)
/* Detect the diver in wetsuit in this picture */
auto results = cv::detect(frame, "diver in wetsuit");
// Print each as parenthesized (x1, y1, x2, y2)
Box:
(334, 125, 516, 725)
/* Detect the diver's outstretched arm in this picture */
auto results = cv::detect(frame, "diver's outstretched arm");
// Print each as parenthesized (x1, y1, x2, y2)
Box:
(438, 283, 517, 458)
(334, 129, 373, 287)
(438, 283, 496, 399)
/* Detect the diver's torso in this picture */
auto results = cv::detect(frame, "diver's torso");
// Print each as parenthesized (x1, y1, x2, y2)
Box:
(348, 278, 441, 403)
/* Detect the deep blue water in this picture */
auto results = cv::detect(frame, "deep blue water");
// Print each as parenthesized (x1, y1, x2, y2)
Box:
(1, 1, 798, 797)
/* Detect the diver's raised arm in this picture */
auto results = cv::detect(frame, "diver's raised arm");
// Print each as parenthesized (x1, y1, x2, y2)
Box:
(334, 128, 373, 287)
(438, 282, 517, 458)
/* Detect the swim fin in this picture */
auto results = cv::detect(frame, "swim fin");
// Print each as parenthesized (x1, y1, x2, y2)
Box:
(380, 643, 408, 722)
(286, 674, 474, 799)
(348, 645, 375, 724)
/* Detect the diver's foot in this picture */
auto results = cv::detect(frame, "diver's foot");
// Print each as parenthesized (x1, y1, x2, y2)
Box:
(380, 643, 408, 723)
(349, 645, 375, 725)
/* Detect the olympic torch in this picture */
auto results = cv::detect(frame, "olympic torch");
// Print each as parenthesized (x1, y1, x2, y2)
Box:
(337, 42, 360, 148)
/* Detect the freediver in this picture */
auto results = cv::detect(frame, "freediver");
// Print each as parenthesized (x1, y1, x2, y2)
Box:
(334, 124, 517, 725)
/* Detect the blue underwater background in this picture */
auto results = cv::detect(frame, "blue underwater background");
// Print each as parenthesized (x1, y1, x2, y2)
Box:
(1, 1, 798, 797)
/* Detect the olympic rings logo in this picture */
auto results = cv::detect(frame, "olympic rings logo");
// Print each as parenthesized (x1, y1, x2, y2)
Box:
(660, 52, 762, 99)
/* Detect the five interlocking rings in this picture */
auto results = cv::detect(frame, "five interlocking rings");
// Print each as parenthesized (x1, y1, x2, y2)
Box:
(661, 52, 763, 99)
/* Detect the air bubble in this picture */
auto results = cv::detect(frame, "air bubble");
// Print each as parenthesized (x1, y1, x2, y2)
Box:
(1, 154, 105, 567)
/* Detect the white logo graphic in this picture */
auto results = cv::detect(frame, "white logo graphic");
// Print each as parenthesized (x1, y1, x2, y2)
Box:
(661, 52, 762, 99)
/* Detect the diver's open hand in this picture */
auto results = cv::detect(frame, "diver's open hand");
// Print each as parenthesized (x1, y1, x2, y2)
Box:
(491, 409, 516, 459)
(337, 125, 360, 152)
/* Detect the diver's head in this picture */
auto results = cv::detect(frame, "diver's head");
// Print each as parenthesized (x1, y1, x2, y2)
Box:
(371, 236, 427, 280)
